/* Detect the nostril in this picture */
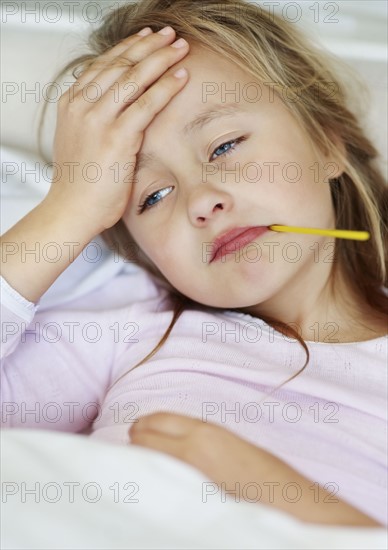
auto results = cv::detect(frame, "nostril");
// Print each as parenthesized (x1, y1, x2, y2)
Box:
(215, 203, 223, 210)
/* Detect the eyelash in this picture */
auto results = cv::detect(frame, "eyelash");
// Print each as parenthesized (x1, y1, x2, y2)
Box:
(137, 135, 247, 214)
(209, 135, 247, 161)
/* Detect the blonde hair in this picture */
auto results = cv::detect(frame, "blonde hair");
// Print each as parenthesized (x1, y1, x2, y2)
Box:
(38, 0, 387, 393)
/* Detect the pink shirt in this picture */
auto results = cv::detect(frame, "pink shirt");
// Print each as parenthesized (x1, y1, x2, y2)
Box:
(1, 270, 387, 525)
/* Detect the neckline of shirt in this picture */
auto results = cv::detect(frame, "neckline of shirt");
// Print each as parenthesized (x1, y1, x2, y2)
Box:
(219, 309, 387, 347)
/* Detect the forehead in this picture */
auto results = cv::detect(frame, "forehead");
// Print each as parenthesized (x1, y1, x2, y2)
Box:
(135, 43, 278, 172)
(164, 43, 254, 104)
(137, 45, 257, 158)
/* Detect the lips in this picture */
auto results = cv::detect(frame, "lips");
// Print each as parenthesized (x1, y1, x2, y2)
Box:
(210, 226, 269, 263)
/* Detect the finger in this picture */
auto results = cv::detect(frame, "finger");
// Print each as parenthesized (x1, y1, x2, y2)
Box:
(111, 66, 188, 152)
(96, 40, 189, 115)
(75, 29, 153, 87)
(61, 30, 150, 103)
(130, 424, 216, 478)
(130, 428, 185, 461)
(75, 27, 178, 98)
(131, 412, 202, 438)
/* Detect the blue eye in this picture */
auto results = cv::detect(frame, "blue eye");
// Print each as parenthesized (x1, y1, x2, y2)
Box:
(210, 135, 247, 161)
(136, 136, 247, 214)
(137, 186, 174, 214)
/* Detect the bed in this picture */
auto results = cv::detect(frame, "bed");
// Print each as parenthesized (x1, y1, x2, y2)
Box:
(1, 2, 387, 548)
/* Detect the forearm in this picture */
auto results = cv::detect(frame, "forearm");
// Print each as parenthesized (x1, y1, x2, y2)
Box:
(0, 195, 100, 303)
(249, 449, 381, 527)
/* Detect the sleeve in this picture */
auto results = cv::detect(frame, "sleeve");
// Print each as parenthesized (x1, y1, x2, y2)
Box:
(1, 276, 120, 434)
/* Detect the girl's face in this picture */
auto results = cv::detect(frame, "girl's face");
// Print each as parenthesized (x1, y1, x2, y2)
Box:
(123, 44, 342, 310)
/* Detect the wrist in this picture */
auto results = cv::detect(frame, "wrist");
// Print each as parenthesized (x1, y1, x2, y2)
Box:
(40, 193, 103, 241)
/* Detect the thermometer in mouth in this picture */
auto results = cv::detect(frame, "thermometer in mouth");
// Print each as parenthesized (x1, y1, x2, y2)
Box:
(268, 225, 370, 241)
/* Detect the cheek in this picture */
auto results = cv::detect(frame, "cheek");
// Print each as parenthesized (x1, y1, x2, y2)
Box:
(276, 179, 333, 216)
(136, 226, 181, 274)
(256, 137, 333, 201)
(123, 218, 155, 262)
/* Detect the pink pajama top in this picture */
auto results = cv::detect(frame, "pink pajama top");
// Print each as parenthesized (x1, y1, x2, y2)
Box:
(1, 269, 387, 524)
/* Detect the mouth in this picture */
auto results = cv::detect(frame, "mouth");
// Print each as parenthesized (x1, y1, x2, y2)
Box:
(209, 226, 269, 263)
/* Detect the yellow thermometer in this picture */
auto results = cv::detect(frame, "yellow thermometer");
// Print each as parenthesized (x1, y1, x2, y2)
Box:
(268, 225, 370, 241)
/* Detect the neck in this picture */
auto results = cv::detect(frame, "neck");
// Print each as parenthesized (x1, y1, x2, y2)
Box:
(239, 263, 386, 344)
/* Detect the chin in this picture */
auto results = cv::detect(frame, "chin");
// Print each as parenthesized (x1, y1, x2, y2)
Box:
(195, 293, 265, 310)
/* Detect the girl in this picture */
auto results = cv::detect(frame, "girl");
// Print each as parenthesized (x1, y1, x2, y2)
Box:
(1, 0, 387, 529)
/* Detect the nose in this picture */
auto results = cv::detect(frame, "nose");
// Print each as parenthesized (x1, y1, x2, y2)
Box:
(187, 186, 233, 226)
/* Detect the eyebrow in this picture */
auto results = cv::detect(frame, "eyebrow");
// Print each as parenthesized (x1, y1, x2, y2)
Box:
(182, 103, 242, 136)
(134, 151, 157, 180)
(134, 104, 242, 180)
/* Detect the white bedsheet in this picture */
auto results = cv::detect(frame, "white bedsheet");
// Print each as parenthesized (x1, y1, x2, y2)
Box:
(1, 428, 386, 550)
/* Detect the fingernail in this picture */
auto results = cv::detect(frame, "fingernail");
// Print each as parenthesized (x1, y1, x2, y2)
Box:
(158, 26, 174, 35)
(137, 27, 152, 36)
(171, 38, 188, 49)
(174, 68, 188, 79)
